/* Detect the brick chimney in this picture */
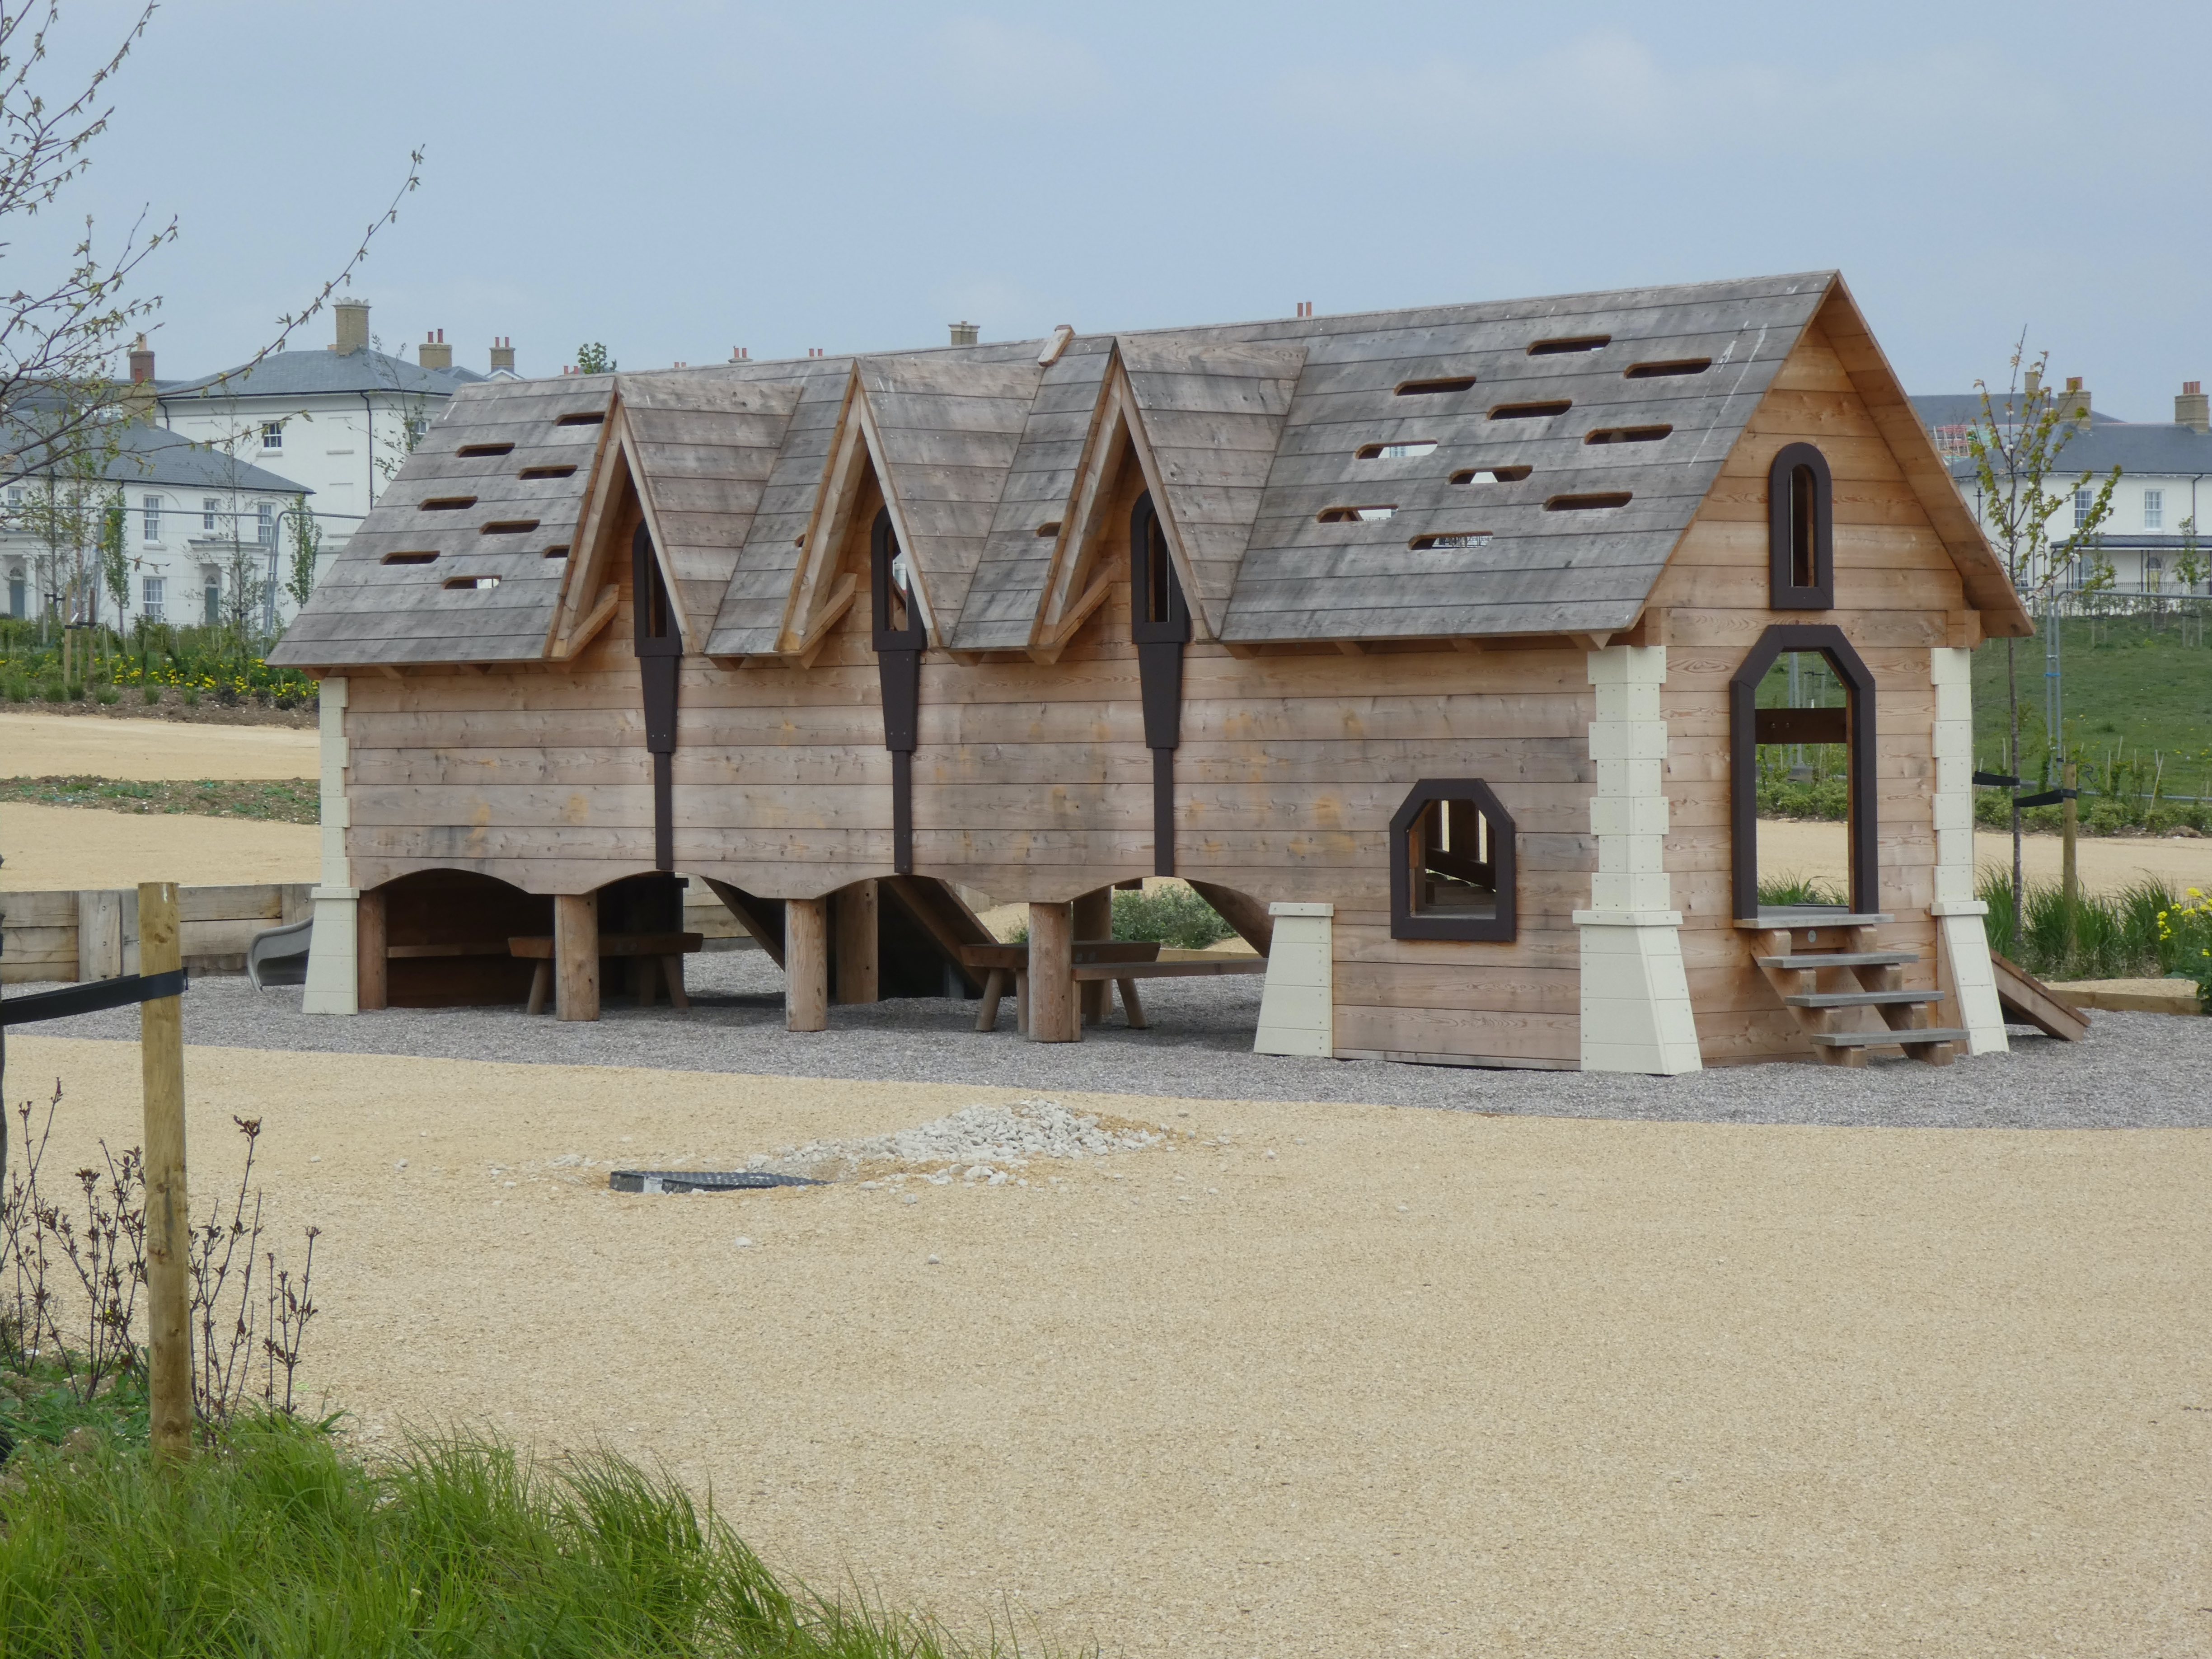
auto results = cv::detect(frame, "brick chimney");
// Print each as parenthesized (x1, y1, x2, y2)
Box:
(2177, 381, 2209, 433)
(948, 321, 979, 346)
(417, 328, 452, 371)
(128, 333, 155, 384)
(2058, 375, 2091, 423)
(489, 336, 515, 375)
(333, 300, 370, 355)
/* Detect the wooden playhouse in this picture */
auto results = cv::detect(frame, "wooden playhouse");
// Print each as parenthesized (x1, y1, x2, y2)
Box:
(270, 270, 2030, 1071)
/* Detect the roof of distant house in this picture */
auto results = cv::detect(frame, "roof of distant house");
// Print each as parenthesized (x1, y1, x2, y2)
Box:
(2, 416, 311, 496)
(157, 346, 477, 401)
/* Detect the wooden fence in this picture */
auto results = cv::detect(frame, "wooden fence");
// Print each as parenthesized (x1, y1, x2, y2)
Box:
(0, 883, 314, 984)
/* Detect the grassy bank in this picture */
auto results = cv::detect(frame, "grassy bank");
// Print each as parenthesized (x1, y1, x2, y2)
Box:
(1973, 611, 2212, 792)
(0, 775, 318, 822)
(0, 1417, 1004, 1658)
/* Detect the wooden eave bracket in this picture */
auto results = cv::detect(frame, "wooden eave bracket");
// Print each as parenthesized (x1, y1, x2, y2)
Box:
(551, 583, 620, 661)
(1025, 569, 1113, 663)
(783, 571, 858, 669)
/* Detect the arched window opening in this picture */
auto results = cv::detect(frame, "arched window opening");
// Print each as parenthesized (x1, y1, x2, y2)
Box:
(1767, 442, 1833, 609)
(1389, 779, 1517, 942)
(1130, 492, 1190, 875)
(871, 509, 924, 875)
(1729, 624, 1877, 920)
(871, 508, 924, 648)
(1132, 493, 1186, 635)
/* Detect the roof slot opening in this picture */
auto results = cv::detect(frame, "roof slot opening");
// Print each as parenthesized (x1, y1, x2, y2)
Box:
(419, 496, 477, 511)
(1450, 466, 1532, 484)
(1545, 492, 1634, 511)
(543, 545, 571, 559)
(1584, 425, 1673, 445)
(444, 575, 502, 590)
(1396, 377, 1476, 396)
(1355, 440, 1438, 459)
(1410, 532, 1493, 550)
(380, 551, 438, 566)
(1489, 400, 1571, 420)
(1034, 520, 1063, 537)
(1316, 505, 1398, 523)
(519, 464, 577, 479)
(1624, 359, 1711, 379)
(455, 442, 515, 458)
(554, 411, 606, 426)
(1528, 334, 1611, 356)
(480, 519, 541, 535)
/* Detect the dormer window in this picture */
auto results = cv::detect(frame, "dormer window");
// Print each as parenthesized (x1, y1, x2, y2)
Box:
(1767, 443, 1833, 609)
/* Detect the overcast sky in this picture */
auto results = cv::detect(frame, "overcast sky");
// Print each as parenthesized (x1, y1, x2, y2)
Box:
(30, 0, 2210, 419)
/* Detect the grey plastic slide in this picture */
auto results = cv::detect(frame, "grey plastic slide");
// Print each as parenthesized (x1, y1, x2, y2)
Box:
(247, 917, 314, 990)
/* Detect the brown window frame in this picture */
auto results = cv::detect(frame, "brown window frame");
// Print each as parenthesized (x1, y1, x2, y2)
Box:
(1767, 442, 1834, 609)
(1389, 778, 1517, 942)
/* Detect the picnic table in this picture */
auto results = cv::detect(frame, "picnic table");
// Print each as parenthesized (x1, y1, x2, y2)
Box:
(958, 939, 1268, 1034)
(510, 931, 704, 1015)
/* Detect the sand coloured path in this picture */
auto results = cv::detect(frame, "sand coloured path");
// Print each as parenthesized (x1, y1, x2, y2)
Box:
(10, 1035, 2205, 1658)
(0, 802, 317, 890)
(0, 712, 318, 780)
(1759, 816, 2212, 895)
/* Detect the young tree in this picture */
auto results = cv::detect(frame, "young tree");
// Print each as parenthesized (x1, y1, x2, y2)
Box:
(1966, 337, 2122, 936)
(284, 501, 322, 611)
(2175, 516, 2207, 647)
(574, 342, 616, 374)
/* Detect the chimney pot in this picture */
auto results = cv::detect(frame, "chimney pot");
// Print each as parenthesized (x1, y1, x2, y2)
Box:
(127, 333, 155, 385)
(417, 330, 453, 371)
(2178, 381, 2210, 434)
(333, 299, 370, 356)
(489, 337, 516, 375)
(948, 321, 979, 347)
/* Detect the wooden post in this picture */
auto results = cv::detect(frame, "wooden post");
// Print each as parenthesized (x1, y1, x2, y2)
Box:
(1027, 901, 1077, 1042)
(553, 893, 600, 1022)
(833, 880, 880, 1004)
(786, 897, 829, 1031)
(1071, 886, 1111, 1025)
(136, 882, 192, 1466)
(356, 887, 388, 1011)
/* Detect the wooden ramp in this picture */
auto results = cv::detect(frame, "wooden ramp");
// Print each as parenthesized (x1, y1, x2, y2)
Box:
(1988, 951, 2091, 1041)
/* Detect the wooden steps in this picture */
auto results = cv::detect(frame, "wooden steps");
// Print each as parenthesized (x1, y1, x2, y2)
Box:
(1744, 911, 1956, 1067)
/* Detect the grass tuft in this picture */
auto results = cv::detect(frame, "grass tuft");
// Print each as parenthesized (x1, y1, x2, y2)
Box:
(0, 1418, 1013, 1657)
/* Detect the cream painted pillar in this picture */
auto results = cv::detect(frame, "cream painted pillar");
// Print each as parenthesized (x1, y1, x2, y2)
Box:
(300, 676, 360, 1015)
(1573, 645, 1702, 1074)
(1254, 902, 1332, 1057)
(1930, 647, 2008, 1054)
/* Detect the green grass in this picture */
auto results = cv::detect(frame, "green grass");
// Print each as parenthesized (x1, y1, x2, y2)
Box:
(0, 1417, 1007, 1658)
(1974, 612, 2212, 788)
(0, 774, 319, 823)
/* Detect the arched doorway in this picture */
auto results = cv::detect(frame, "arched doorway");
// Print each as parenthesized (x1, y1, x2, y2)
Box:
(1729, 624, 1878, 921)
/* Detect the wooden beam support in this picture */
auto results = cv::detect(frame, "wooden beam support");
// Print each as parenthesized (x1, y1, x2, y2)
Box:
(785, 896, 829, 1031)
(833, 879, 880, 1003)
(1072, 886, 1111, 1024)
(553, 583, 620, 660)
(553, 893, 600, 1022)
(1026, 900, 1077, 1042)
(356, 887, 388, 1011)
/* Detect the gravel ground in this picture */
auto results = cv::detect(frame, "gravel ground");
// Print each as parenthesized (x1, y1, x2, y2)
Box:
(14, 949, 2207, 1129)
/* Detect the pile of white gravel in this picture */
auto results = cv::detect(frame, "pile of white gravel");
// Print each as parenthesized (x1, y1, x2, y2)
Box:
(750, 1097, 1161, 1181)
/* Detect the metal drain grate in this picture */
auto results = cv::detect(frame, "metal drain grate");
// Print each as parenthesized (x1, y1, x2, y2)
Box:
(608, 1170, 822, 1195)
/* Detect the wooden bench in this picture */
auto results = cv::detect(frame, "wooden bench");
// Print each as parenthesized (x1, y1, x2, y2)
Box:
(958, 940, 1268, 1033)
(510, 932, 704, 1016)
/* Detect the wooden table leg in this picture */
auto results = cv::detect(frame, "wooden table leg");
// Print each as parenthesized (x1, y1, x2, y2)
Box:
(554, 893, 600, 1022)
(1117, 976, 1146, 1029)
(664, 954, 689, 1011)
(525, 960, 551, 1017)
(635, 954, 661, 1008)
(975, 967, 1006, 1032)
(1015, 970, 1029, 1036)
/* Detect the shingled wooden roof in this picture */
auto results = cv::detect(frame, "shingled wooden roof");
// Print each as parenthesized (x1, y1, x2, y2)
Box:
(272, 272, 2029, 668)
